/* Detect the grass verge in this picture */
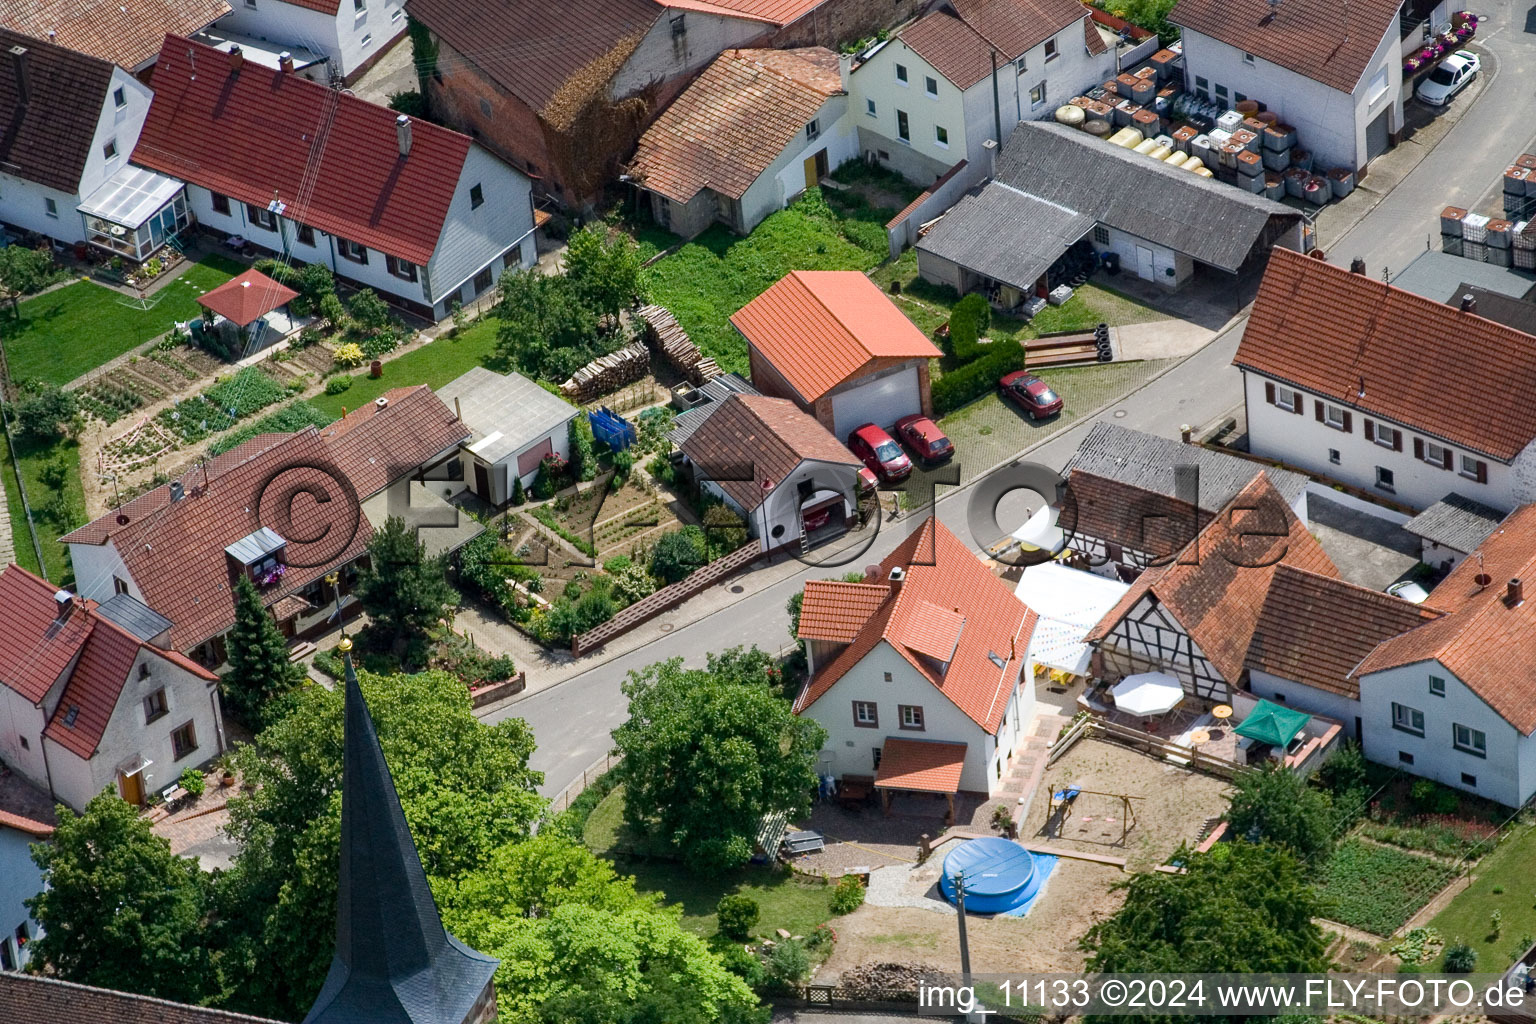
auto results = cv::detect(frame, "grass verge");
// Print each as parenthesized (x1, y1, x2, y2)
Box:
(0, 432, 83, 582)
(1424, 821, 1536, 970)
(309, 317, 502, 419)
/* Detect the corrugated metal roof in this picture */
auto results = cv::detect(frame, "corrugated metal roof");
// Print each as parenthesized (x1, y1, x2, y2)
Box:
(436, 367, 578, 465)
(668, 373, 759, 445)
(1403, 493, 1506, 554)
(918, 181, 1093, 291)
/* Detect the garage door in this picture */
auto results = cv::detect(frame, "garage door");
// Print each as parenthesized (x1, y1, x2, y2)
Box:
(1365, 108, 1391, 163)
(830, 365, 920, 439)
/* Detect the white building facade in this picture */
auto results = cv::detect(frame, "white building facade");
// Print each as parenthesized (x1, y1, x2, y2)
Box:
(213, 0, 409, 82)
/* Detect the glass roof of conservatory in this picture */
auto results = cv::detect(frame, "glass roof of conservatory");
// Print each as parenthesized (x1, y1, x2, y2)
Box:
(77, 166, 184, 230)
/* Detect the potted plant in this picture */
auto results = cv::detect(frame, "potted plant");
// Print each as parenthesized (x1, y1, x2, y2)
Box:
(218, 756, 236, 787)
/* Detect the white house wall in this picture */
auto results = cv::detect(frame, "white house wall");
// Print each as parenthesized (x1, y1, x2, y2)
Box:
(0, 827, 44, 970)
(610, 10, 768, 100)
(1243, 371, 1530, 512)
(1177, 24, 1400, 172)
(65, 541, 138, 606)
(1359, 660, 1529, 808)
(804, 640, 1001, 794)
(425, 143, 537, 314)
(43, 649, 225, 813)
(757, 95, 858, 226)
(1089, 226, 1193, 288)
(742, 458, 860, 551)
(216, 0, 408, 79)
(0, 687, 52, 800)
(1247, 667, 1362, 740)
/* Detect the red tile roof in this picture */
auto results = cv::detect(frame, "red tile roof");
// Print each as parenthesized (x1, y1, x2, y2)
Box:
(899, 0, 1094, 89)
(631, 48, 843, 204)
(133, 37, 476, 266)
(798, 579, 891, 642)
(680, 393, 861, 511)
(900, 600, 967, 662)
(0, 28, 118, 193)
(732, 271, 941, 403)
(1246, 565, 1442, 700)
(1355, 504, 1536, 732)
(0, 974, 282, 1024)
(197, 269, 300, 327)
(1236, 250, 1536, 462)
(666, 0, 830, 24)
(874, 737, 968, 793)
(1086, 471, 1339, 682)
(0, 566, 217, 761)
(1169, 0, 1402, 93)
(0, 808, 54, 836)
(795, 517, 1036, 732)
(1, 0, 229, 70)
(64, 387, 466, 651)
(1060, 469, 1213, 563)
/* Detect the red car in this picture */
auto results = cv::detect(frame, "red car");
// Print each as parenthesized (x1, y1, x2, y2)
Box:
(999, 371, 1063, 420)
(893, 413, 954, 465)
(847, 423, 912, 483)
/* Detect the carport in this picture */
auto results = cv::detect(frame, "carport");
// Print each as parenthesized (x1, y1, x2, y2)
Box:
(874, 737, 969, 824)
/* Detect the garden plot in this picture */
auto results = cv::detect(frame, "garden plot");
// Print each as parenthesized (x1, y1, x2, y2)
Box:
(1319, 838, 1455, 937)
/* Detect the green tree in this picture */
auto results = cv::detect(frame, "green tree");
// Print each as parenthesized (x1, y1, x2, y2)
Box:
(511, 474, 526, 505)
(701, 503, 748, 558)
(493, 271, 602, 381)
(1225, 762, 1337, 867)
(223, 574, 306, 729)
(612, 647, 826, 871)
(388, 90, 429, 118)
(440, 834, 762, 1024)
(406, 15, 438, 92)
(563, 225, 646, 325)
(216, 669, 543, 1019)
(12, 381, 77, 441)
(569, 415, 597, 482)
(347, 287, 393, 334)
(0, 245, 54, 312)
(1108, 0, 1180, 45)
(649, 528, 706, 584)
(1081, 842, 1328, 1018)
(354, 514, 459, 662)
(26, 792, 213, 1005)
(297, 262, 336, 302)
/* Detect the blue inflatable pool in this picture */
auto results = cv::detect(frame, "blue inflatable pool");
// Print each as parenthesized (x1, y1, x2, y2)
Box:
(939, 837, 1047, 914)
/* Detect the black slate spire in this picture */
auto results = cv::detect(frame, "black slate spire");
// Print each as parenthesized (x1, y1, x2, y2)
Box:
(302, 640, 499, 1024)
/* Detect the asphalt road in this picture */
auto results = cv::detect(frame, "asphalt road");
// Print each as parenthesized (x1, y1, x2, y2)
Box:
(499, 7, 1536, 797)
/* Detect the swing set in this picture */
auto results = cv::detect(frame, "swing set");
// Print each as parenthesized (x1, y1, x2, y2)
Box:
(1046, 783, 1140, 847)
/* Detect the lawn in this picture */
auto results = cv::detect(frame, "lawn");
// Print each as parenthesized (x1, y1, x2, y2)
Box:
(310, 317, 502, 419)
(1318, 838, 1455, 936)
(1424, 821, 1536, 970)
(2, 255, 244, 385)
(0, 431, 83, 583)
(584, 785, 835, 939)
(642, 190, 890, 376)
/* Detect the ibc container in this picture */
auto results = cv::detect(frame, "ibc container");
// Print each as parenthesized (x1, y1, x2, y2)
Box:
(1116, 73, 1140, 93)
(1216, 110, 1243, 133)
(1241, 169, 1266, 194)
(1519, 154, 1536, 170)
(1462, 212, 1489, 242)
(1440, 206, 1467, 236)
(1231, 128, 1260, 153)
(1516, 247, 1536, 269)
(1488, 219, 1513, 247)
(1488, 244, 1513, 267)
(1291, 148, 1314, 172)
(1284, 167, 1309, 199)
(1132, 108, 1162, 134)
(1086, 99, 1115, 119)
(1207, 127, 1232, 148)
(1101, 79, 1121, 97)
(1190, 134, 1212, 162)
(1328, 167, 1356, 199)
(1236, 150, 1264, 176)
(1262, 147, 1291, 172)
(1264, 173, 1286, 201)
(1219, 141, 1245, 168)
(1112, 100, 1140, 127)
(1504, 166, 1529, 196)
(1242, 117, 1267, 136)
(1150, 48, 1178, 82)
(1514, 222, 1536, 251)
(1505, 194, 1527, 217)
(1263, 124, 1297, 151)
(1172, 124, 1198, 152)
(1303, 175, 1330, 206)
(1464, 240, 1488, 262)
(1443, 235, 1464, 257)
(1131, 78, 1156, 105)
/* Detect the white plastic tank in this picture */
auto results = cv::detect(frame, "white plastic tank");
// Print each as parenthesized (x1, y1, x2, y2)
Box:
(1182, 156, 1205, 173)
(1133, 137, 1160, 155)
(1055, 105, 1086, 127)
(1108, 127, 1145, 148)
(1145, 143, 1173, 161)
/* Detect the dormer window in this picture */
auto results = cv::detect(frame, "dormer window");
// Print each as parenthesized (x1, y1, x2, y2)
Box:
(988, 650, 1007, 669)
(63, 705, 79, 727)
(226, 527, 288, 587)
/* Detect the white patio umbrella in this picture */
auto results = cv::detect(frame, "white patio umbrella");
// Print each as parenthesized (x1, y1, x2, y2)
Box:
(1112, 672, 1185, 716)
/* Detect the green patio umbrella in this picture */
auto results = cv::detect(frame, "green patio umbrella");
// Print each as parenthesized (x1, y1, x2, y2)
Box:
(1234, 699, 1311, 748)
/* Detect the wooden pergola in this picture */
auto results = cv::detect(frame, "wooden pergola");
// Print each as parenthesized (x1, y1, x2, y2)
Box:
(873, 738, 969, 825)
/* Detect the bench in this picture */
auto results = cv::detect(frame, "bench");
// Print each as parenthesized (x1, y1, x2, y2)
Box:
(782, 830, 825, 856)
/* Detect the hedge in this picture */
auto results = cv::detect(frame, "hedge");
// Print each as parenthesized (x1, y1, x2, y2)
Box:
(932, 339, 1026, 414)
(948, 293, 992, 365)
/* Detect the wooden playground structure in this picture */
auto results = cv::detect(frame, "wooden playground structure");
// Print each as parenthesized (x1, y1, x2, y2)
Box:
(1045, 783, 1140, 847)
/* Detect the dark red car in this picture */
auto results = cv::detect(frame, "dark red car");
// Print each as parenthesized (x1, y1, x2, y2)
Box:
(893, 413, 953, 465)
(999, 370, 1063, 420)
(847, 423, 912, 483)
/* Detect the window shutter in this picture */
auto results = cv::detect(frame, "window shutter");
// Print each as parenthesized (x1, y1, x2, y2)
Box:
(1414, 438, 1424, 460)
(1265, 382, 1276, 405)
(1293, 396, 1303, 416)
(1393, 430, 1403, 452)
(1342, 411, 1352, 433)
(1314, 400, 1324, 422)
(1442, 448, 1453, 470)
(1364, 420, 1374, 442)
(1476, 459, 1488, 483)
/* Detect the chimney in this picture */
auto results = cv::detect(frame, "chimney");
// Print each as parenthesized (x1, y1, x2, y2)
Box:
(9, 46, 30, 106)
(227, 45, 244, 72)
(53, 588, 73, 622)
(169, 480, 185, 502)
(838, 51, 852, 91)
(887, 565, 906, 598)
(453, 395, 462, 422)
(1508, 577, 1524, 607)
(983, 137, 998, 178)
(278, 51, 294, 74)
(1349, 256, 1366, 274)
(395, 114, 413, 158)
(1461, 293, 1477, 314)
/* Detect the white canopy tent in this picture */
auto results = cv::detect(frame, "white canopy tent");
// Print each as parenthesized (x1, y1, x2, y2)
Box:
(1015, 562, 1130, 675)
(1112, 672, 1185, 716)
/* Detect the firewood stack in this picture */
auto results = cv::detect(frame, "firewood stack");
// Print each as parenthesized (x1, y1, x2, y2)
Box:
(636, 305, 720, 385)
(558, 343, 648, 402)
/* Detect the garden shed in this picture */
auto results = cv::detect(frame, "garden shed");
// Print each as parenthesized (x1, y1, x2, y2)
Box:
(195, 267, 299, 353)
(437, 367, 579, 505)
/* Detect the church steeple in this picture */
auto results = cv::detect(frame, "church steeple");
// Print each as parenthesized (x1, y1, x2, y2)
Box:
(303, 639, 499, 1024)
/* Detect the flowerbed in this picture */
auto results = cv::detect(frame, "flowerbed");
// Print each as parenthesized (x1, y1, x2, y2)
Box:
(1358, 815, 1501, 861)
(1319, 839, 1455, 936)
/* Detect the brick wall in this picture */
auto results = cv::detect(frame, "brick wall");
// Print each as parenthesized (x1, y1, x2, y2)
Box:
(426, 38, 558, 196)
(764, 0, 926, 49)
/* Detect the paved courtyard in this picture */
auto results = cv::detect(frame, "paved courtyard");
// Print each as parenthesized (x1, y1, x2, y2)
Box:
(1309, 494, 1422, 592)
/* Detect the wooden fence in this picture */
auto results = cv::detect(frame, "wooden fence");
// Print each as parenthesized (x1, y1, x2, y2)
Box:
(1048, 716, 1254, 780)
(570, 541, 764, 655)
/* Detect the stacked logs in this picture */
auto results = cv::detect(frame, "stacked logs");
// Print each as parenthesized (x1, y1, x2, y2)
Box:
(559, 343, 648, 402)
(636, 305, 720, 384)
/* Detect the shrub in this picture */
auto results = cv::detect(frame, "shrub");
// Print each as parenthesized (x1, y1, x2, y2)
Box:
(319, 292, 347, 328)
(931, 339, 1027, 414)
(650, 528, 706, 584)
(388, 89, 429, 118)
(324, 375, 353, 395)
(570, 415, 597, 482)
(612, 449, 635, 481)
(332, 343, 366, 368)
(348, 288, 393, 334)
(948, 292, 993, 364)
(716, 894, 760, 940)
(701, 503, 748, 558)
(1444, 941, 1477, 973)
(607, 562, 656, 606)
(179, 767, 206, 797)
(714, 944, 765, 989)
(289, 295, 313, 319)
(830, 874, 865, 915)
(13, 382, 77, 441)
(510, 475, 526, 505)
(293, 327, 322, 350)
(765, 939, 810, 990)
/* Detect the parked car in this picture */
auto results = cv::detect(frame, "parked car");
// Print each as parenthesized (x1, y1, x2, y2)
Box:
(999, 371, 1063, 420)
(1416, 51, 1479, 106)
(847, 423, 912, 483)
(893, 413, 953, 464)
(1386, 579, 1431, 604)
